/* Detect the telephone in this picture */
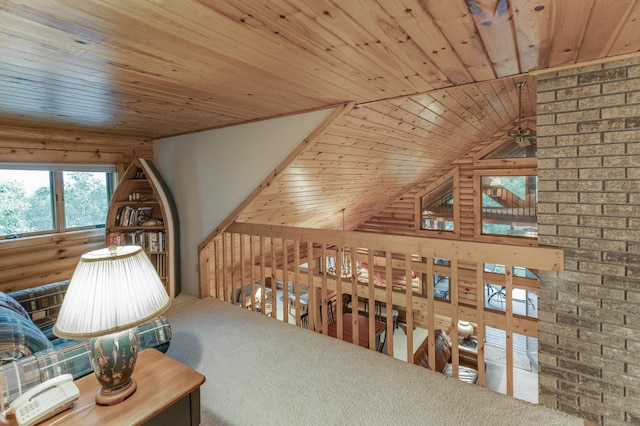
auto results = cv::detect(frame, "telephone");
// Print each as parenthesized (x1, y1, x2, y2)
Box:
(8, 374, 79, 426)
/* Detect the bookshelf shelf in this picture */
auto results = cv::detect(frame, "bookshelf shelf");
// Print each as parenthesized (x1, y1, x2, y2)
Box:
(106, 158, 180, 298)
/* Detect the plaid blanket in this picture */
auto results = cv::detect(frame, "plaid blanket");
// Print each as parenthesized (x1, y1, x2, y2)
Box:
(0, 281, 171, 407)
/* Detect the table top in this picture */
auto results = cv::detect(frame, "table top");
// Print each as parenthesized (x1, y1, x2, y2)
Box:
(40, 348, 204, 425)
(327, 313, 386, 349)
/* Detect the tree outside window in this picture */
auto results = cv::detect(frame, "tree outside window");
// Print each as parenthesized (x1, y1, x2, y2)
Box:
(481, 175, 537, 237)
(0, 167, 114, 239)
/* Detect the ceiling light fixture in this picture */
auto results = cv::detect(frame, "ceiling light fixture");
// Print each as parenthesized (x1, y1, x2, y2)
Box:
(509, 81, 536, 148)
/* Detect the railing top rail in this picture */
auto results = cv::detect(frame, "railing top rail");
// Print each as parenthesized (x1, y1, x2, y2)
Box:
(226, 222, 563, 272)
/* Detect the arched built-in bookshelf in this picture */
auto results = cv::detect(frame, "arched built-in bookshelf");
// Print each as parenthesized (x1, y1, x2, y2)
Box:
(106, 158, 180, 298)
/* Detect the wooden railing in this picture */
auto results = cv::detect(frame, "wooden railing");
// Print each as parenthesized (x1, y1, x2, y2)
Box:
(198, 222, 563, 396)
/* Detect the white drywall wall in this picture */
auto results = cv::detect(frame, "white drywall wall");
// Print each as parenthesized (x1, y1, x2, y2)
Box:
(153, 108, 333, 296)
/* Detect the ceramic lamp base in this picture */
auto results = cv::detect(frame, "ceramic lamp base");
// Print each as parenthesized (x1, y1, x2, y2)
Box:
(89, 328, 141, 406)
(95, 377, 137, 405)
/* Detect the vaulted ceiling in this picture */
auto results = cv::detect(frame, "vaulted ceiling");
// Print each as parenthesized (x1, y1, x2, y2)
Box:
(2, 0, 639, 230)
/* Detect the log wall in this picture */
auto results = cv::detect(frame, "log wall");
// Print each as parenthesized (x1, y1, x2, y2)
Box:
(0, 125, 152, 293)
(356, 138, 537, 246)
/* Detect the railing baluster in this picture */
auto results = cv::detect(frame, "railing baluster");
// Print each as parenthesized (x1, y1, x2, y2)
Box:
(222, 232, 228, 304)
(349, 245, 358, 348)
(450, 258, 459, 379)
(203, 223, 563, 398)
(269, 237, 277, 318)
(321, 244, 328, 335)
(249, 235, 256, 310)
(259, 236, 266, 315)
(239, 233, 246, 308)
(405, 253, 413, 363)
(476, 261, 485, 387)
(336, 246, 343, 341)
(506, 263, 514, 397)
(367, 249, 376, 352)
(426, 257, 435, 371)
(294, 240, 301, 326)
(213, 238, 220, 300)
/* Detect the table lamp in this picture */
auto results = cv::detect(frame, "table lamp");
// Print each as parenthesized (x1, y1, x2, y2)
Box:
(53, 245, 171, 405)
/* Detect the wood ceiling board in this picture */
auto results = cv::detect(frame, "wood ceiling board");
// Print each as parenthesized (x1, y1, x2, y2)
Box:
(330, 0, 453, 89)
(421, 89, 491, 137)
(405, 94, 478, 135)
(226, 0, 435, 95)
(421, 0, 497, 81)
(546, 0, 595, 67)
(119, 1, 372, 96)
(376, 0, 475, 85)
(2, 0, 639, 140)
(511, 0, 553, 71)
(466, 0, 521, 77)
(4, 0, 640, 233)
(387, 96, 486, 142)
(345, 106, 469, 151)
(308, 139, 435, 163)
(576, 0, 637, 63)
(451, 84, 507, 131)
(478, 78, 517, 127)
(230, 0, 440, 94)
(361, 101, 475, 143)
(608, 0, 640, 56)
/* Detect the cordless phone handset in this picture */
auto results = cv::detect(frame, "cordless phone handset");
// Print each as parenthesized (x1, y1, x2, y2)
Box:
(9, 374, 79, 426)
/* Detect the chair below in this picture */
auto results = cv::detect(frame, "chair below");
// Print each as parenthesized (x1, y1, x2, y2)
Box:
(485, 284, 536, 311)
(413, 329, 478, 385)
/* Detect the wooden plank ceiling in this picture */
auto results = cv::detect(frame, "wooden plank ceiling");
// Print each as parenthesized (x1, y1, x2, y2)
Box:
(1, 0, 639, 230)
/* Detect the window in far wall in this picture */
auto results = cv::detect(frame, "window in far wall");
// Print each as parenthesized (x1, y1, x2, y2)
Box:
(0, 165, 116, 240)
(420, 178, 455, 232)
(480, 174, 538, 237)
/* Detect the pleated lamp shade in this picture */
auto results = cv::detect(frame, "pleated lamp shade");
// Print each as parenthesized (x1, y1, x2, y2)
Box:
(54, 245, 171, 339)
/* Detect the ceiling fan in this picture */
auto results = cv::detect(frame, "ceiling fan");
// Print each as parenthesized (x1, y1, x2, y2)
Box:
(508, 81, 536, 147)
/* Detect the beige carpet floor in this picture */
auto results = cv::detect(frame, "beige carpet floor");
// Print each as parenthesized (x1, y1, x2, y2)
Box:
(165, 295, 583, 426)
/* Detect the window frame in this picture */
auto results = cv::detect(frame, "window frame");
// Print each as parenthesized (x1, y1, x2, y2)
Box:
(473, 167, 538, 243)
(0, 163, 117, 241)
(415, 167, 460, 239)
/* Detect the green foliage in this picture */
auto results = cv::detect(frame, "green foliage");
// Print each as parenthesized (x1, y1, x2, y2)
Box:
(63, 172, 108, 228)
(0, 171, 109, 237)
(0, 180, 32, 235)
(23, 186, 54, 233)
(482, 175, 538, 236)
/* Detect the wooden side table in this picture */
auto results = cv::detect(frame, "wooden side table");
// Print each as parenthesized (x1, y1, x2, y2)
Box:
(41, 348, 205, 425)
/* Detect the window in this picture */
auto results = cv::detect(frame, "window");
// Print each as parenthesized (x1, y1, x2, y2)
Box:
(433, 258, 450, 300)
(418, 169, 459, 234)
(0, 164, 115, 239)
(480, 174, 537, 237)
(482, 138, 537, 159)
(484, 263, 538, 318)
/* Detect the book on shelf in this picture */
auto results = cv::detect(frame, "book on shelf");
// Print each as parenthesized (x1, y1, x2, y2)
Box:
(136, 206, 153, 226)
(114, 205, 155, 227)
(108, 231, 166, 253)
(150, 253, 167, 279)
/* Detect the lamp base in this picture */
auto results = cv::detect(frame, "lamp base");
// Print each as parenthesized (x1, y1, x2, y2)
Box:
(89, 328, 141, 406)
(95, 378, 137, 406)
